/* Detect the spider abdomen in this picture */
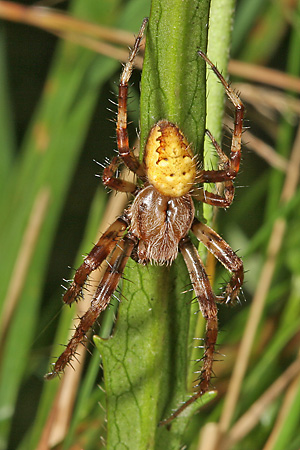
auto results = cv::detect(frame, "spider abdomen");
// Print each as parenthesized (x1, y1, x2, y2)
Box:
(144, 120, 197, 197)
(130, 185, 194, 264)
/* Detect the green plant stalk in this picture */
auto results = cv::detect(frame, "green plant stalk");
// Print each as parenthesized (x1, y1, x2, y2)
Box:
(191, 0, 237, 391)
(139, 0, 209, 149)
(203, 0, 236, 223)
(95, 1, 217, 448)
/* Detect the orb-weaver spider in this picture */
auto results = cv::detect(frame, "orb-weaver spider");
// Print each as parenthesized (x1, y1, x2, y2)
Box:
(45, 18, 244, 425)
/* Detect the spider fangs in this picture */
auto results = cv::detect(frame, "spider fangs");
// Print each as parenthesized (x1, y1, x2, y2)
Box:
(45, 18, 244, 425)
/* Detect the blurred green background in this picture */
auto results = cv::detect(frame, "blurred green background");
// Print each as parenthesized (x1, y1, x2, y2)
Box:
(0, 0, 300, 449)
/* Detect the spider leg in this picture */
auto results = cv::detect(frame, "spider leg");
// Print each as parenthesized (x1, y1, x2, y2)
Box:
(63, 216, 129, 305)
(198, 50, 244, 175)
(117, 18, 147, 181)
(102, 156, 138, 193)
(192, 218, 244, 304)
(160, 236, 218, 426)
(193, 51, 244, 208)
(192, 184, 234, 208)
(193, 129, 235, 207)
(45, 234, 136, 380)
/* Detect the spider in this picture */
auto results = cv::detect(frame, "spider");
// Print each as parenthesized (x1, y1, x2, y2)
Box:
(45, 18, 244, 425)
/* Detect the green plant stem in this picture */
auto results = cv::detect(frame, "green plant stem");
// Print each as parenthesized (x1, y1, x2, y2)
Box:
(95, 1, 213, 448)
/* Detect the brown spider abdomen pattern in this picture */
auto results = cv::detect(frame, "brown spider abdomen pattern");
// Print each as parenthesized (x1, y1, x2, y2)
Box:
(129, 185, 194, 264)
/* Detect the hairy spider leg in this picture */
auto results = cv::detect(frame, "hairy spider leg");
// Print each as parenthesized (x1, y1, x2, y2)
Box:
(198, 50, 244, 175)
(192, 51, 244, 208)
(45, 234, 136, 379)
(191, 218, 244, 303)
(116, 18, 148, 181)
(46, 19, 149, 378)
(102, 156, 138, 193)
(193, 129, 235, 207)
(62, 217, 128, 305)
(160, 236, 218, 426)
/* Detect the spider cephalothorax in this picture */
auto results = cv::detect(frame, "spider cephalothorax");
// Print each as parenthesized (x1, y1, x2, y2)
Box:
(45, 18, 244, 425)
